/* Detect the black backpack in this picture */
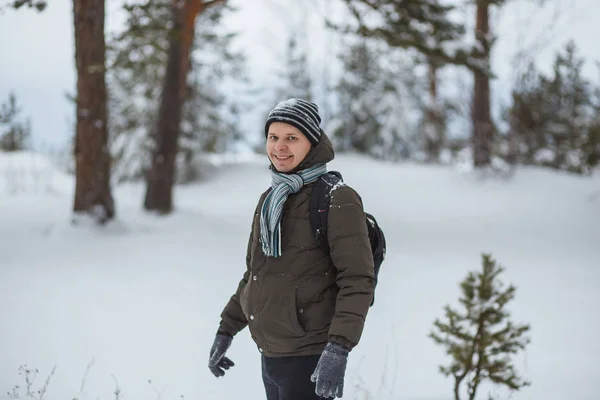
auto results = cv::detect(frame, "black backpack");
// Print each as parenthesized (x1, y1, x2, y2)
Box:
(309, 171, 386, 306)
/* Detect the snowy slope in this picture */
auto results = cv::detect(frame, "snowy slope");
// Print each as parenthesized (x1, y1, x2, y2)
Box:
(1, 151, 599, 400)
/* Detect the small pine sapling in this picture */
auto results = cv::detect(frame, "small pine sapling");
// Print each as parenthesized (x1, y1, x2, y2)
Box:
(429, 253, 531, 400)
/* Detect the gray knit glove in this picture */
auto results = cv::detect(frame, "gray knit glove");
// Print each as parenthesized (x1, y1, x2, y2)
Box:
(310, 341, 350, 398)
(208, 332, 234, 377)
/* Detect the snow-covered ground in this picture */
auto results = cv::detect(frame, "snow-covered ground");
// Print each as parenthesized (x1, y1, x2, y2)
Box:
(1, 151, 599, 400)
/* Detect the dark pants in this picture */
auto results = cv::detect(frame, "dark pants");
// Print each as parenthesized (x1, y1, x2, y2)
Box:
(261, 354, 322, 400)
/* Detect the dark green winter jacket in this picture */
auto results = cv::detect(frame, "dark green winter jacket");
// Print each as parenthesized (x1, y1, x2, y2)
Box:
(218, 131, 375, 357)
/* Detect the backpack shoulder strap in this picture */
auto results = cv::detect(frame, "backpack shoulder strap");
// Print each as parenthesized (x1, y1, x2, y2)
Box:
(309, 171, 343, 248)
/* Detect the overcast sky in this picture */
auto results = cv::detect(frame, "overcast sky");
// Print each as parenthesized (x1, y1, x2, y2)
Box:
(0, 0, 598, 151)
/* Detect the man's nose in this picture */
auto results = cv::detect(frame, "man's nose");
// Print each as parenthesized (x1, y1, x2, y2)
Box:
(275, 141, 288, 151)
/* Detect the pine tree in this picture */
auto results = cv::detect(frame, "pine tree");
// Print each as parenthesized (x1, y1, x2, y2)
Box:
(545, 41, 592, 172)
(505, 62, 545, 164)
(279, 34, 313, 101)
(586, 67, 600, 169)
(337, 0, 480, 69)
(429, 254, 531, 400)
(422, 0, 459, 162)
(257, 32, 314, 150)
(107, 0, 245, 183)
(3, 4, 44, 152)
(179, 6, 247, 160)
(336, 0, 472, 162)
(332, 39, 382, 153)
(506, 41, 600, 174)
(107, 0, 171, 182)
(0, 92, 31, 152)
(266, 32, 314, 113)
(339, 0, 546, 170)
(470, 0, 545, 169)
(330, 39, 418, 159)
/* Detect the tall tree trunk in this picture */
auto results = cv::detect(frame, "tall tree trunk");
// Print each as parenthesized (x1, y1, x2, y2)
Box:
(472, 0, 492, 168)
(143, 1, 184, 213)
(72, 0, 114, 223)
(424, 57, 444, 162)
(144, 0, 225, 213)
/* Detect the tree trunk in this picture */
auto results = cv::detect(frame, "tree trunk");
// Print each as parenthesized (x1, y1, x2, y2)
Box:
(143, 1, 184, 214)
(454, 378, 461, 400)
(144, 0, 225, 213)
(506, 128, 519, 165)
(72, 0, 114, 223)
(424, 57, 444, 162)
(179, 0, 206, 102)
(472, 1, 492, 168)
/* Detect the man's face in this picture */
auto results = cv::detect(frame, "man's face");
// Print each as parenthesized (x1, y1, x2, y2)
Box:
(266, 122, 312, 173)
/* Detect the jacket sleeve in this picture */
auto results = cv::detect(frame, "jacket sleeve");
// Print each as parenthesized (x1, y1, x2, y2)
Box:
(326, 184, 375, 350)
(218, 194, 264, 336)
(217, 229, 252, 336)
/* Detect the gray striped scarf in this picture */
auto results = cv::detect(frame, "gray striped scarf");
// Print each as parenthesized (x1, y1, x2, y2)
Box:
(260, 163, 327, 257)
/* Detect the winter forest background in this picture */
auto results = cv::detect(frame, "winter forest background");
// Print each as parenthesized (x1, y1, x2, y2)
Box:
(1, 0, 599, 400)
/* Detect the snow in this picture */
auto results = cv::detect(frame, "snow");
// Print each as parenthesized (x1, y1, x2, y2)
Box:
(1, 151, 599, 400)
(330, 180, 347, 193)
(274, 98, 299, 110)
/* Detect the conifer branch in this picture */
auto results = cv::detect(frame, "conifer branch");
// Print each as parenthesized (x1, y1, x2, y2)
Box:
(430, 254, 531, 400)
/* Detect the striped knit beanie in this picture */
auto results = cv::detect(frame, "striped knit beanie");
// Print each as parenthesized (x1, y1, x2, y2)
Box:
(264, 98, 322, 145)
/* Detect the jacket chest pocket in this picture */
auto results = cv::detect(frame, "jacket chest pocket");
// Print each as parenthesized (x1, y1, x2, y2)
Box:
(281, 212, 319, 251)
(252, 210, 303, 248)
